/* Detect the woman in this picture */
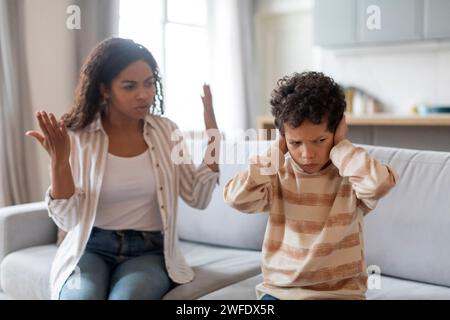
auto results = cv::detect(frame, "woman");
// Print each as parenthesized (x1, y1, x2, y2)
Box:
(25, 38, 220, 300)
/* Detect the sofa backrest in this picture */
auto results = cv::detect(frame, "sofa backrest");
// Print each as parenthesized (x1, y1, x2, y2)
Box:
(363, 145, 450, 287)
(177, 140, 271, 251)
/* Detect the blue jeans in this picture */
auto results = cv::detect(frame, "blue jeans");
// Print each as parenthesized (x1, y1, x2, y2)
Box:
(59, 227, 172, 300)
(261, 294, 279, 300)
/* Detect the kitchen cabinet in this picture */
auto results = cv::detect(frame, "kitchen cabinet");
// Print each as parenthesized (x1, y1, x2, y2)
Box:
(257, 114, 450, 151)
(356, 0, 423, 44)
(424, 0, 450, 39)
(313, 0, 356, 46)
(314, 0, 450, 47)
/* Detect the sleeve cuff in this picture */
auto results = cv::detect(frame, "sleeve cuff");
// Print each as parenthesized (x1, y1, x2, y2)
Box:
(45, 186, 84, 216)
(330, 139, 353, 166)
(198, 162, 220, 183)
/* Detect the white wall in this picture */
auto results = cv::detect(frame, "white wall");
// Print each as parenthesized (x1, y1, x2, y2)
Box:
(255, 0, 317, 115)
(24, 0, 77, 200)
(318, 43, 450, 114)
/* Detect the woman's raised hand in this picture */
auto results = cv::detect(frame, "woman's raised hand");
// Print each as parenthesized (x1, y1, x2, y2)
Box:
(201, 84, 218, 132)
(25, 111, 71, 166)
(201, 84, 220, 172)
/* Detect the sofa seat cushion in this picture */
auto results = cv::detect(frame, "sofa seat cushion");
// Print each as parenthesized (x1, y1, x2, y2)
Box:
(1, 244, 56, 299)
(200, 274, 262, 300)
(1, 241, 261, 300)
(200, 274, 450, 300)
(0, 289, 13, 300)
(366, 276, 450, 300)
(162, 241, 261, 299)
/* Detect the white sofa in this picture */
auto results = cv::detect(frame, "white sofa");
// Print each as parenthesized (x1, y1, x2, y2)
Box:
(1, 142, 450, 299)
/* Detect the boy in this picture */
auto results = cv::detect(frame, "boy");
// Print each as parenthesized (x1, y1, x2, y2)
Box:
(224, 72, 398, 300)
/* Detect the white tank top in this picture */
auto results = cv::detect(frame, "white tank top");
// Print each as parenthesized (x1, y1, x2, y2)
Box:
(94, 149, 163, 231)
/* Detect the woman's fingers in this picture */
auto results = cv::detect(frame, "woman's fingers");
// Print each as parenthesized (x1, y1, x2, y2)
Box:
(36, 112, 51, 139)
(25, 131, 45, 146)
(41, 111, 57, 138)
(203, 84, 211, 99)
(59, 119, 68, 136)
(202, 84, 212, 110)
(48, 113, 62, 138)
(201, 84, 218, 131)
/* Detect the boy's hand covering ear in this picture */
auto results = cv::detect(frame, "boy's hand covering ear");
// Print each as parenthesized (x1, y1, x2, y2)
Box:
(278, 133, 288, 154)
(334, 115, 348, 145)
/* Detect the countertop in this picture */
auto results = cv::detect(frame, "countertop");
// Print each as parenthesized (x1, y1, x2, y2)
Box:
(257, 113, 450, 127)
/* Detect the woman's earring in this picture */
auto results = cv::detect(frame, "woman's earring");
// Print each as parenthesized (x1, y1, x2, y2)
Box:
(100, 98, 109, 114)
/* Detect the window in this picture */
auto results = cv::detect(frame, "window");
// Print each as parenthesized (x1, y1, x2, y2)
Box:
(119, 0, 210, 132)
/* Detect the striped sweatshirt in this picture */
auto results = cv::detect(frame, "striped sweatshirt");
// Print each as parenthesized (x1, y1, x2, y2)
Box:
(45, 112, 219, 299)
(224, 139, 397, 300)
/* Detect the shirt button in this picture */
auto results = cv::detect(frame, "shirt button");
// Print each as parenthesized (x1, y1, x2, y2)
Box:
(159, 186, 163, 191)
(151, 146, 155, 150)
(156, 163, 160, 167)
(160, 205, 164, 209)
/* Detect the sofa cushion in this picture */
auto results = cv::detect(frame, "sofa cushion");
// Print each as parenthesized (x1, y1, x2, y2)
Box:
(162, 241, 261, 299)
(177, 140, 272, 250)
(0, 241, 261, 300)
(362, 146, 450, 288)
(200, 273, 450, 300)
(0, 244, 55, 299)
(365, 276, 450, 300)
(0, 290, 12, 300)
(199, 274, 262, 300)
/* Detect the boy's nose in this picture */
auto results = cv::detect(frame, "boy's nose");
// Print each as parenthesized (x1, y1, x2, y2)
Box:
(301, 146, 315, 160)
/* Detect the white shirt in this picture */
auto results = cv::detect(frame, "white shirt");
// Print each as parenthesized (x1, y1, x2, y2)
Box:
(45, 113, 219, 299)
(94, 150, 163, 231)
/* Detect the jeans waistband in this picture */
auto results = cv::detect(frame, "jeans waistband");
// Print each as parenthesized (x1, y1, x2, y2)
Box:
(92, 226, 163, 237)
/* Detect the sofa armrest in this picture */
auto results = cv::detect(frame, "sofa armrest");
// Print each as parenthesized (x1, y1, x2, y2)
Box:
(0, 201, 57, 264)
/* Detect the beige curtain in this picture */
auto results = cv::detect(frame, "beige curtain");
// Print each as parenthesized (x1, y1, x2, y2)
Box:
(208, 0, 259, 136)
(72, 0, 120, 73)
(0, 0, 119, 206)
(0, 0, 33, 206)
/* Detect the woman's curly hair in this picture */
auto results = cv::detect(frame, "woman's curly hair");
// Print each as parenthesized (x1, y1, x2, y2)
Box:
(62, 37, 164, 131)
(270, 71, 346, 135)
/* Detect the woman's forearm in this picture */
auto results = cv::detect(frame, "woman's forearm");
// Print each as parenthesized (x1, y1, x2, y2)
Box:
(204, 137, 220, 172)
(50, 162, 75, 199)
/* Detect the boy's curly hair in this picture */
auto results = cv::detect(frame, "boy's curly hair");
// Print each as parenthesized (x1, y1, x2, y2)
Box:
(270, 71, 346, 135)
